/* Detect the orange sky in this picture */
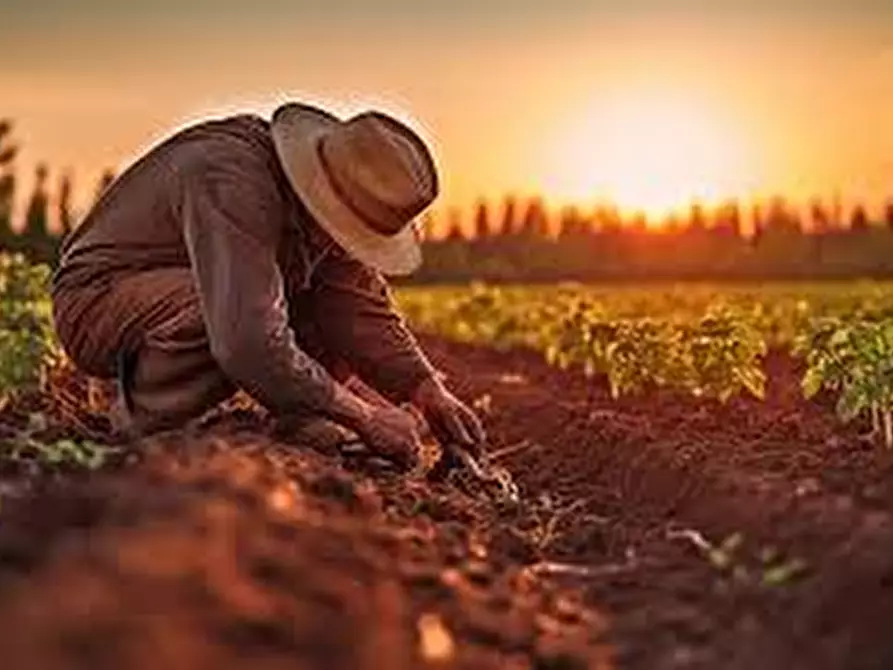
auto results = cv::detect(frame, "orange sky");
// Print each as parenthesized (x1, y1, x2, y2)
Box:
(2, 1, 892, 227)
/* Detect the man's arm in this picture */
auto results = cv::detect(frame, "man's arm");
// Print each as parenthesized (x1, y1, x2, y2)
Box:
(312, 254, 485, 449)
(310, 254, 439, 403)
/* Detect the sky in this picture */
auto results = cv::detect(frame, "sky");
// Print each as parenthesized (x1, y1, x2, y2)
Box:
(2, 0, 893, 229)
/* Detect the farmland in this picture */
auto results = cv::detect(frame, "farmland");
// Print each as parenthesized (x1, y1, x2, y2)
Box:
(3, 254, 893, 669)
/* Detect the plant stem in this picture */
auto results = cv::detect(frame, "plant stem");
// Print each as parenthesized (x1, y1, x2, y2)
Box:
(884, 410, 893, 450)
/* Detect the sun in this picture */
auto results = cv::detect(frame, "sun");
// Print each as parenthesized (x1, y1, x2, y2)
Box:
(541, 92, 759, 221)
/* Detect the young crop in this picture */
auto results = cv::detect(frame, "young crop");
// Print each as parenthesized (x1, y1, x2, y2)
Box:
(676, 308, 767, 402)
(797, 317, 893, 448)
(400, 284, 768, 403)
(0, 253, 59, 408)
(2, 412, 120, 472)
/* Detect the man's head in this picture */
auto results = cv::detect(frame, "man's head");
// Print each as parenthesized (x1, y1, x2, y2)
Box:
(271, 103, 438, 276)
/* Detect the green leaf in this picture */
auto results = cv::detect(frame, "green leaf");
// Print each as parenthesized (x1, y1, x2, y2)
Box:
(762, 558, 808, 586)
(837, 388, 869, 423)
(801, 366, 826, 399)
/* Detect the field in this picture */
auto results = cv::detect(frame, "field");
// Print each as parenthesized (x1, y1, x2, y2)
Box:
(2, 255, 893, 669)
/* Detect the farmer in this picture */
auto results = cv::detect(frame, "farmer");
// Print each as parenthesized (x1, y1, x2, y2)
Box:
(51, 102, 484, 466)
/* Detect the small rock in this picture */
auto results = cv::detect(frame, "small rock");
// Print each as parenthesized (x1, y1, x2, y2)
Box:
(417, 613, 455, 663)
(440, 567, 464, 589)
(468, 534, 488, 560)
(535, 613, 564, 636)
(795, 478, 820, 497)
(498, 373, 527, 385)
(265, 482, 299, 513)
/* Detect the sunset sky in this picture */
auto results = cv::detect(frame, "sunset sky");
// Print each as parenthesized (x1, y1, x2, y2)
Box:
(2, 0, 892, 228)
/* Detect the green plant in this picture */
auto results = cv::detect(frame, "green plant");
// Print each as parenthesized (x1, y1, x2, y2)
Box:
(399, 285, 769, 403)
(1, 412, 119, 471)
(0, 253, 58, 408)
(797, 317, 893, 448)
(4, 435, 117, 471)
(677, 308, 767, 402)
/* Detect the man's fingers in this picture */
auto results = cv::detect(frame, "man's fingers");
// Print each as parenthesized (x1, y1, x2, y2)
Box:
(448, 413, 474, 446)
(459, 404, 486, 445)
(437, 410, 473, 447)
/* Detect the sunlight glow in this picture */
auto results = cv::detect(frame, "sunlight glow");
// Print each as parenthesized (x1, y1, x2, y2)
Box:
(541, 91, 761, 221)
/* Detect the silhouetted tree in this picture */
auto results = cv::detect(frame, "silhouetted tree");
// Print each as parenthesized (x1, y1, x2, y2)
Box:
(830, 193, 844, 230)
(809, 197, 830, 233)
(687, 201, 707, 231)
(58, 171, 74, 236)
(885, 200, 893, 231)
(558, 206, 584, 237)
(630, 210, 648, 232)
(766, 196, 800, 234)
(95, 168, 115, 203)
(728, 201, 743, 237)
(473, 200, 491, 240)
(0, 119, 16, 248)
(593, 204, 622, 234)
(24, 163, 50, 242)
(521, 198, 549, 237)
(714, 200, 742, 237)
(849, 204, 869, 233)
(499, 195, 518, 236)
(662, 212, 682, 233)
(445, 207, 464, 241)
(751, 203, 765, 241)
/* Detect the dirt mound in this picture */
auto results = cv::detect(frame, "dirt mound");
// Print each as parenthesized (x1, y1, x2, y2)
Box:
(1, 337, 893, 669)
(423, 338, 893, 670)
(0, 421, 609, 670)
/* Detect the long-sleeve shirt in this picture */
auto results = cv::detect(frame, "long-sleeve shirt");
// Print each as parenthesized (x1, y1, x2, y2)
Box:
(52, 113, 437, 414)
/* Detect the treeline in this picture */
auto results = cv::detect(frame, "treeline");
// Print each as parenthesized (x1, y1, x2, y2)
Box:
(5, 116, 893, 281)
(0, 119, 113, 265)
(411, 195, 893, 282)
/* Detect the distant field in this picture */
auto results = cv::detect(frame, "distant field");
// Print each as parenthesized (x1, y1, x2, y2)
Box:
(398, 280, 893, 445)
(398, 280, 893, 322)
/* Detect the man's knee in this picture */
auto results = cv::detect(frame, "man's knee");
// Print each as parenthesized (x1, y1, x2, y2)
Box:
(103, 270, 235, 433)
(52, 285, 119, 378)
(52, 268, 206, 378)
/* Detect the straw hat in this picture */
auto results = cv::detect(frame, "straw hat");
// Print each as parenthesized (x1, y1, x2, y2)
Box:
(271, 102, 439, 276)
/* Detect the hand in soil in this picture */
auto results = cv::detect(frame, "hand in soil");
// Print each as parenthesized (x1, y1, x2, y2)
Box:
(412, 378, 486, 453)
(356, 404, 423, 469)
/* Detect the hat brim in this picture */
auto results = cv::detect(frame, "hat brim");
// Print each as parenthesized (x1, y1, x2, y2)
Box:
(271, 103, 422, 277)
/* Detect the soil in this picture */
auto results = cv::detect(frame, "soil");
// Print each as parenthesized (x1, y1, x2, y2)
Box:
(1, 336, 893, 669)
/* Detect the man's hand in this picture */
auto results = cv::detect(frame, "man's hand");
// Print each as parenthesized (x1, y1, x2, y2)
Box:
(326, 383, 422, 468)
(412, 377, 486, 452)
(354, 404, 423, 468)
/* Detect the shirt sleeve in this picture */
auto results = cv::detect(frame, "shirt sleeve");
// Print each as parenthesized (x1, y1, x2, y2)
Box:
(310, 251, 439, 403)
(179, 159, 338, 416)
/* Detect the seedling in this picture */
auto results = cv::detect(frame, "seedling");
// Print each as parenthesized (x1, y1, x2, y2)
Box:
(0, 253, 58, 406)
(798, 318, 893, 448)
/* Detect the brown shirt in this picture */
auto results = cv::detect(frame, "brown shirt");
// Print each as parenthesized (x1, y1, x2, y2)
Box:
(52, 114, 436, 414)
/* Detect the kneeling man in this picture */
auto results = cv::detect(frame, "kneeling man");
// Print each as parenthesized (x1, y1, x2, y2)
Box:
(51, 102, 483, 466)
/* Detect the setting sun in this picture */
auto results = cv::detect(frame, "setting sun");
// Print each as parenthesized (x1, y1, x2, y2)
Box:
(541, 91, 761, 220)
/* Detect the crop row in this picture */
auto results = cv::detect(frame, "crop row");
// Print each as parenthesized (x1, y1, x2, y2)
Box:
(398, 283, 893, 448)
(4, 254, 893, 449)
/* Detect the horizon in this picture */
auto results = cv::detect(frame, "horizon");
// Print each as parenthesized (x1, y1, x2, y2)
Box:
(2, 0, 893, 231)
